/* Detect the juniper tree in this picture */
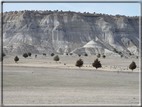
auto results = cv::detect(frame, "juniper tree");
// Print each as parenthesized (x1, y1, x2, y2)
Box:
(75, 59, 83, 68)
(14, 56, 19, 63)
(92, 59, 102, 69)
(78, 54, 81, 57)
(43, 53, 46, 56)
(102, 55, 106, 58)
(28, 52, 31, 57)
(51, 53, 54, 57)
(35, 55, 37, 58)
(23, 53, 28, 58)
(84, 53, 88, 56)
(54, 55, 60, 63)
(129, 61, 137, 71)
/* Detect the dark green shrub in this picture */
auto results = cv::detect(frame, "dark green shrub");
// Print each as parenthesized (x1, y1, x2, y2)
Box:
(28, 52, 31, 57)
(75, 59, 83, 68)
(51, 53, 54, 57)
(84, 53, 88, 56)
(78, 54, 81, 57)
(92, 59, 102, 69)
(54, 55, 60, 62)
(43, 53, 46, 56)
(129, 61, 136, 71)
(23, 53, 28, 58)
(14, 56, 19, 63)
(102, 55, 106, 58)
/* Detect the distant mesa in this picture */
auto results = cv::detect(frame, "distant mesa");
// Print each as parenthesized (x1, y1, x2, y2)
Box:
(1, 10, 139, 57)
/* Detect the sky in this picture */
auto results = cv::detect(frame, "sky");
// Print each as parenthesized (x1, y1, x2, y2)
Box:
(2, 2, 140, 16)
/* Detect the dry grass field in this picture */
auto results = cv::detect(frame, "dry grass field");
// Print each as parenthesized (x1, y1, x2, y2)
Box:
(2, 54, 140, 105)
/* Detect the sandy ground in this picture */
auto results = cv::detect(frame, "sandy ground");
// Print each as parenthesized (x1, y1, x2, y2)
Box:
(2, 55, 140, 105)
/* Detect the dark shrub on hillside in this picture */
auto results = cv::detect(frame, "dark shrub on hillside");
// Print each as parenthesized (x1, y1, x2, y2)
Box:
(51, 53, 54, 57)
(28, 52, 31, 57)
(84, 53, 88, 56)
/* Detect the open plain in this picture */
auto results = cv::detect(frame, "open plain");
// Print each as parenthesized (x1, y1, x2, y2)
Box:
(3, 55, 140, 105)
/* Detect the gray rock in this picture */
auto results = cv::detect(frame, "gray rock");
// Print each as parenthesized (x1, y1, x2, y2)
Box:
(0, 10, 139, 57)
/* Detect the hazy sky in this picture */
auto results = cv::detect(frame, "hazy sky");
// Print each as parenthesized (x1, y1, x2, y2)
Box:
(3, 2, 140, 16)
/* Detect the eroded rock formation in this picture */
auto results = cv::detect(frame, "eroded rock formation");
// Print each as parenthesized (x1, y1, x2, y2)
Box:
(0, 10, 139, 56)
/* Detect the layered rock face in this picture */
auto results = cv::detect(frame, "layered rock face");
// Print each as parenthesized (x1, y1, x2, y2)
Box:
(1, 10, 139, 56)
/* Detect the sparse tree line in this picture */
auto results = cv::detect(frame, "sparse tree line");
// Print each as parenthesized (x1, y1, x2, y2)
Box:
(2, 52, 137, 71)
(4, 10, 139, 19)
(77, 53, 106, 58)
(75, 58, 137, 71)
(75, 58, 102, 69)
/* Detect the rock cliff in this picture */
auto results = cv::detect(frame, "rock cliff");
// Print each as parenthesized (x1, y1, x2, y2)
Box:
(0, 10, 139, 56)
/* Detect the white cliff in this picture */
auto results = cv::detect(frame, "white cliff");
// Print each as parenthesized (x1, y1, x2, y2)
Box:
(0, 10, 139, 57)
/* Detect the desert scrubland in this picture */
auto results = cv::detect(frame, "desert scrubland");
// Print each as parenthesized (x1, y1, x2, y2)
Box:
(2, 55, 140, 105)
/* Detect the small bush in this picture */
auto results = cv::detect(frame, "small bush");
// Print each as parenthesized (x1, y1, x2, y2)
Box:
(28, 52, 31, 57)
(14, 56, 19, 63)
(102, 55, 106, 58)
(84, 53, 88, 56)
(75, 59, 83, 68)
(23, 53, 28, 58)
(35, 55, 37, 58)
(92, 59, 102, 69)
(70, 53, 73, 55)
(129, 53, 132, 55)
(129, 61, 136, 71)
(51, 53, 54, 57)
(43, 53, 46, 56)
(78, 54, 81, 57)
(54, 55, 60, 62)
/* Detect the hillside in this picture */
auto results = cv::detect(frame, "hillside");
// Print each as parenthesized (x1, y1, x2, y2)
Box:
(0, 10, 139, 57)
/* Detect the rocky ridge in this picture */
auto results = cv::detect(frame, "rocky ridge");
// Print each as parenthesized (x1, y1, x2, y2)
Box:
(0, 10, 139, 57)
